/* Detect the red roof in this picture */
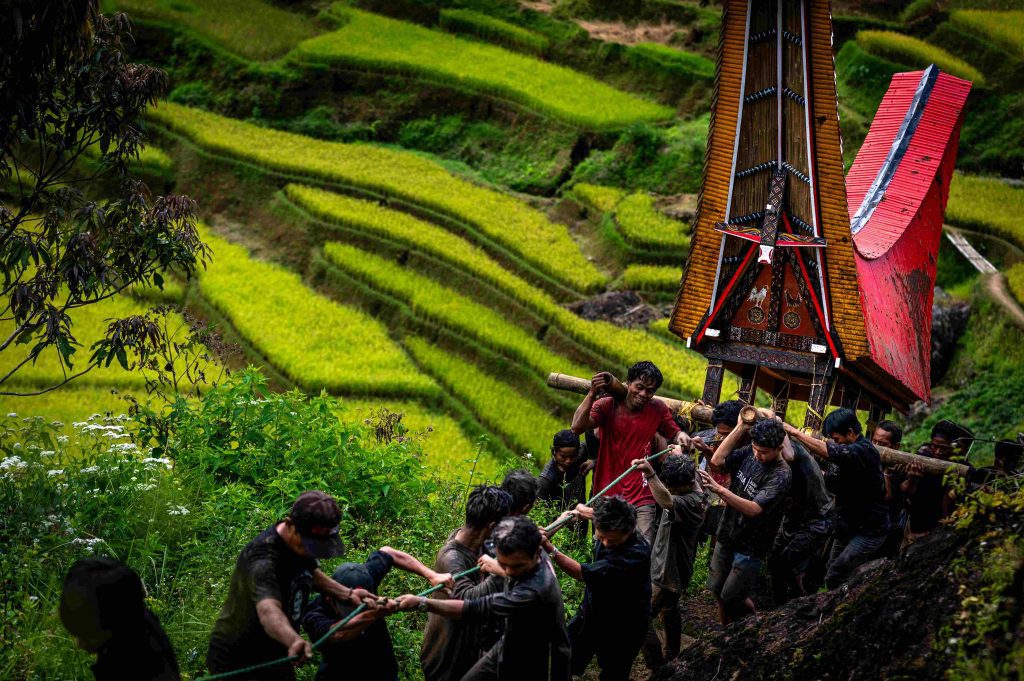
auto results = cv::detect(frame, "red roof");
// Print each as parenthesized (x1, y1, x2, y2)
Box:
(846, 67, 972, 403)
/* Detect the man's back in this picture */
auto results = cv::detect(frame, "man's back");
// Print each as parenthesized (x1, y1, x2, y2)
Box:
(785, 444, 835, 530)
(652, 489, 707, 594)
(826, 436, 889, 534)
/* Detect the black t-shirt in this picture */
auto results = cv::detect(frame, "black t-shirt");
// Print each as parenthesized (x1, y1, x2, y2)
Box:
(716, 446, 792, 558)
(907, 474, 947, 533)
(537, 452, 589, 509)
(579, 532, 652, 629)
(91, 611, 180, 681)
(826, 436, 889, 535)
(207, 525, 318, 672)
(302, 550, 397, 681)
(651, 490, 708, 594)
(784, 443, 835, 531)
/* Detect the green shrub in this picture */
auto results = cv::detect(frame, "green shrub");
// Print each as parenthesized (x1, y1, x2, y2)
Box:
(856, 30, 985, 84)
(439, 9, 550, 54)
(946, 173, 1024, 249)
(951, 10, 1024, 58)
(196, 228, 438, 398)
(901, 0, 941, 23)
(1006, 263, 1024, 307)
(405, 337, 561, 458)
(292, 7, 674, 129)
(614, 192, 690, 251)
(626, 43, 715, 81)
(571, 183, 626, 213)
(285, 185, 707, 395)
(103, 0, 318, 60)
(623, 264, 681, 291)
(149, 102, 606, 292)
(321, 241, 590, 380)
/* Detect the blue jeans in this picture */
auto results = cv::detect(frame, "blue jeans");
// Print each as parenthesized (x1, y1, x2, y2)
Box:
(825, 531, 886, 589)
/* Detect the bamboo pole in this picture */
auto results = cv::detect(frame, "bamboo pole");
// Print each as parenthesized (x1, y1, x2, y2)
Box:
(547, 372, 970, 478)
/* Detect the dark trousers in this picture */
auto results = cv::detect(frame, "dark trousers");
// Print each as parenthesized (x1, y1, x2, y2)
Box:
(642, 586, 682, 667)
(569, 612, 646, 681)
(825, 530, 886, 589)
(767, 519, 833, 605)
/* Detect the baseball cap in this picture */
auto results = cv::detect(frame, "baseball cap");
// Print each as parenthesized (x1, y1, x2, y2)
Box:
(290, 491, 345, 559)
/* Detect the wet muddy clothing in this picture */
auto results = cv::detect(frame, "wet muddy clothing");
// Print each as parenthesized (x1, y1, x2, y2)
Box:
(461, 557, 570, 681)
(538, 450, 590, 510)
(825, 436, 889, 536)
(650, 490, 708, 595)
(716, 447, 792, 559)
(91, 610, 180, 681)
(420, 532, 503, 681)
(206, 525, 316, 679)
(302, 551, 397, 681)
(590, 397, 681, 508)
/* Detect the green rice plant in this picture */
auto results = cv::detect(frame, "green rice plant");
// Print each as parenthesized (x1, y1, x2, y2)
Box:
(322, 242, 590, 381)
(285, 185, 706, 395)
(292, 7, 674, 129)
(627, 43, 715, 81)
(405, 337, 562, 458)
(571, 183, 626, 213)
(439, 9, 550, 54)
(1006, 263, 1024, 307)
(103, 0, 317, 60)
(946, 173, 1024, 249)
(149, 103, 606, 292)
(196, 229, 437, 398)
(615, 192, 690, 251)
(951, 10, 1024, 58)
(647, 317, 673, 340)
(623, 264, 681, 291)
(855, 30, 985, 84)
(337, 399, 499, 481)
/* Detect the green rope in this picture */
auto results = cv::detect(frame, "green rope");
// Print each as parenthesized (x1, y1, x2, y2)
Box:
(192, 446, 673, 680)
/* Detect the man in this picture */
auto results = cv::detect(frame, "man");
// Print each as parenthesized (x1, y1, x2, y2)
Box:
(691, 400, 744, 549)
(501, 469, 539, 516)
(767, 438, 834, 605)
(398, 516, 571, 681)
(206, 491, 376, 680)
(60, 557, 180, 681)
(900, 420, 972, 548)
(421, 485, 512, 681)
(537, 430, 593, 511)
(872, 420, 906, 557)
(785, 409, 889, 589)
(699, 418, 792, 624)
(542, 496, 651, 681)
(633, 454, 707, 666)
(572, 361, 692, 543)
(302, 547, 452, 681)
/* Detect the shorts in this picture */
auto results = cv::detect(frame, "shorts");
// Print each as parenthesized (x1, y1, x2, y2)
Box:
(707, 543, 762, 604)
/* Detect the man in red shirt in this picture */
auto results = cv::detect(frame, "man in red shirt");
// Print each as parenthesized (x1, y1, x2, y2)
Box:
(571, 361, 692, 543)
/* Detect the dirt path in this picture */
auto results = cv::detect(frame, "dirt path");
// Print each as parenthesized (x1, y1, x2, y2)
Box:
(985, 272, 1024, 330)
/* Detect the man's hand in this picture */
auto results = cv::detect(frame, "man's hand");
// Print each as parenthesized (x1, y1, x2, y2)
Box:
(580, 460, 596, 475)
(573, 503, 595, 521)
(674, 432, 693, 451)
(348, 587, 377, 608)
(394, 594, 422, 612)
(287, 636, 312, 666)
(691, 437, 714, 456)
(590, 372, 612, 395)
(428, 571, 455, 591)
(539, 529, 555, 553)
(781, 421, 800, 436)
(632, 458, 655, 477)
(478, 554, 506, 577)
(906, 461, 925, 479)
(697, 469, 725, 495)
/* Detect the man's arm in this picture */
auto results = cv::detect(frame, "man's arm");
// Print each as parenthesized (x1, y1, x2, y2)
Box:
(256, 598, 312, 662)
(572, 372, 611, 434)
(710, 422, 749, 469)
(380, 546, 453, 589)
(539, 531, 584, 581)
(633, 457, 674, 510)
(782, 422, 828, 458)
(395, 595, 466, 619)
(696, 470, 763, 518)
(313, 568, 376, 607)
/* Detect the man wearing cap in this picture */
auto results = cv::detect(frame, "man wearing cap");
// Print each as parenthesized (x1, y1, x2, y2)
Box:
(206, 491, 376, 680)
(302, 547, 453, 681)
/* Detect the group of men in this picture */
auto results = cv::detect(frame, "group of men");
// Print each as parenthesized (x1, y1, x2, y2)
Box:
(60, 360, 1021, 681)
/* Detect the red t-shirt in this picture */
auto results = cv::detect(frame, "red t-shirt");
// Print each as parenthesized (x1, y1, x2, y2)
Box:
(590, 396, 681, 507)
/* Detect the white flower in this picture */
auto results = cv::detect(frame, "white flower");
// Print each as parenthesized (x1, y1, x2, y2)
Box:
(108, 443, 139, 454)
(80, 466, 100, 474)
(167, 505, 190, 516)
(133, 483, 157, 492)
(90, 488, 101, 494)
(6, 412, 16, 418)
(130, 476, 138, 482)
(28, 595, 38, 602)
(46, 469, 64, 477)
(51, 421, 64, 428)
(12, 443, 22, 450)
(39, 450, 55, 458)
(57, 436, 69, 444)
(0, 456, 27, 471)
(73, 422, 88, 429)
(71, 537, 105, 553)
(142, 457, 172, 469)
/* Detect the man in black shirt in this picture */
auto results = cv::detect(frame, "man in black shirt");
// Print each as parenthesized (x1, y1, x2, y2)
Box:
(900, 420, 972, 548)
(537, 429, 593, 511)
(420, 485, 512, 681)
(302, 547, 452, 681)
(700, 418, 792, 624)
(690, 400, 744, 550)
(767, 439, 834, 605)
(501, 468, 540, 516)
(60, 557, 180, 681)
(543, 496, 652, 681)
(785, 409, 889, 589)
(872, 420, 906, 557)
(206, 491, 376, 680)
(633, 454, 707, 666)
(397, 516, 571, 681)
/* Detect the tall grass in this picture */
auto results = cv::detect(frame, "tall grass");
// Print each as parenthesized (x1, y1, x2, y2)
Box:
(615, 192, 690, 251)
(623, 264, 682, 292)
(438, 9, 550, 54)
(292, 7, 674, 129)
(149, 102, 606, 293)
(856, 30, 985, 84)
(951, 10, 1024, 58)
(946, 173, 1024, 248)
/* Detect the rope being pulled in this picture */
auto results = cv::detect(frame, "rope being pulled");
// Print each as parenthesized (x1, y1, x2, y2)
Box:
(195, 445, 674, 680)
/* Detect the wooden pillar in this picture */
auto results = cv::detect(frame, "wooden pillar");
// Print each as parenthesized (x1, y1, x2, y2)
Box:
(803, 375, 835, 433)
(840, 384, 860, 411)
(701, 359, 725, 406)
(867, 403, 887, 435)
(737, 365, 757, 405)
(771, 384, 790, 422)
